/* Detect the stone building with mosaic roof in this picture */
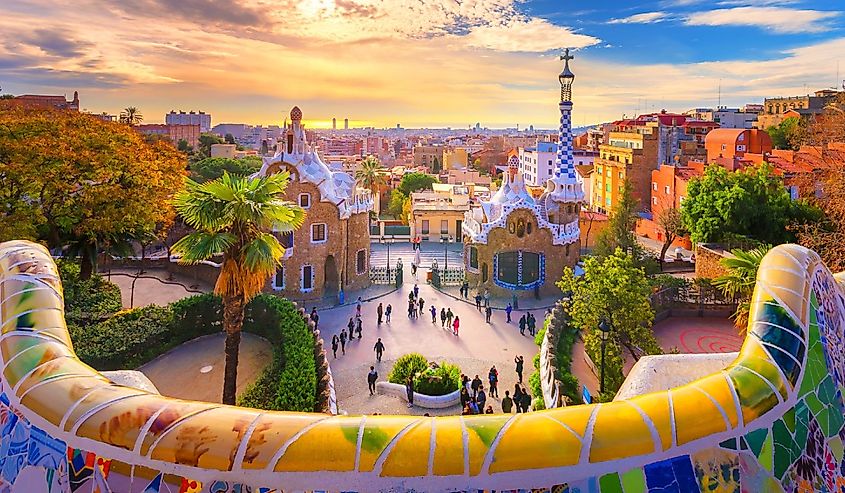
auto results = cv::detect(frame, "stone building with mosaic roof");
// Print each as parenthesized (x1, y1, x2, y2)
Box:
(254, 106, 374, 301)
(462, 50, 583, 297)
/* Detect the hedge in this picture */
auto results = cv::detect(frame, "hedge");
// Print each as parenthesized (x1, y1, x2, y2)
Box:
(388, 353, 461, 396)
(67, 291, 318, 413)
(58, 260, 122, 324)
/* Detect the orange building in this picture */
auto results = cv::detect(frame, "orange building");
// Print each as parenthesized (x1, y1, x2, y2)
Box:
(636, 163, 704, 250)
(136, 124, 200, 148)
(14, 91, 80, 111)
(705, 128, 772, 162)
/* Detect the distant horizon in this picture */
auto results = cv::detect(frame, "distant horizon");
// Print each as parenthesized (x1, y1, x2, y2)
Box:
(2, 1, 842, 127)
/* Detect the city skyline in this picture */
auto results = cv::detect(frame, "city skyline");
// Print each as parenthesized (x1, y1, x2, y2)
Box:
(1, 0, 843, 128)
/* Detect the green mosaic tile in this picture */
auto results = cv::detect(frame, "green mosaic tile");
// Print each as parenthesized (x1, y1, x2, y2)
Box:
(805, 392, 824, 416)
(829, 436, 844, 463)
(799, 341, 827, 397)
(620, 467, 646, 493)
(745, 428, 768, 457)
(599, 472, 623, 493)
(720, 438, 737, 450)
(817, 376, 838, 407)
(794, 400, 810, 447)
(782, 408, 796, 433)
(826, 402, 845, 437)
(759, 430, 774, 472)
(773, 419, 799, 479)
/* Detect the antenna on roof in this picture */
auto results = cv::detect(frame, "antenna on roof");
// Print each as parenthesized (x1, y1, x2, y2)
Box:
(718, 79, 722, 108)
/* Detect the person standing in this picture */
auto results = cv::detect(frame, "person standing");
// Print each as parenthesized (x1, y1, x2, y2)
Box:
(377, 303, 383, 325)
(347, 317, 355, 336)
(373, 338, 385, 362)
(471, 374, 482, 398)
(356, 317, 363, 339)
(356, 297, 363, 318)
(513, 384, 523, 413)
(520, 386, 532, 413)
(440, 308, 447, 328)
(485, 305, 492, 323)
(406, 375, 415, 408)
(430, 305, 437, 323)
(488, 366, 499, 398)
(452, 316, 460, 336)
(474, 293, 482, 311)
(502, 390, 514, 413)
(367, 366, 378, 395)
(514, 355, 524, 383)
(331, 335, 339, 359)
(385, 304, 392, 322)
(339, 328, 348, 355)
(413, 283, 419, 299)
(518, 314, 526, 335)
(505, 303, 513, 323)
(446, 308, 454, 328)
(476, 385, 487, 412)
(483, 289, 490, 308)
(527, 312, 536, 336)
(310, 307, 319, 329)
(418, 297, 425, 315)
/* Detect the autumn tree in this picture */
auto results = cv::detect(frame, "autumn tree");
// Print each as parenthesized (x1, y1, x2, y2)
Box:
(794, 95, 845, 270)
(766, 117, 803, 150)
(0, 101, 186, 278)
(654, 196, 686, 264)
(557, 248, 660, 400)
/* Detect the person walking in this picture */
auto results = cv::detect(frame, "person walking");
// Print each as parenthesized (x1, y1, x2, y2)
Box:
(501, 390, 514, 413)
(440, 308, 447, 329)
(452, 316, 460, 336)
(406, 375, 415, 408)
(331, 335, 339, 359)
(356, 317, 363, 339)
(377, 303, 383, 325)
(385, 304, 392, 323)
(488, 366, 499, 398)
(520, 386, 532, 413)
(347, 317, 355, 336)
(373, 338, 385, 362)
(505, 303, 513, 323)
(446, 308, 454, 328)
(485, 305, 492, 323)
(527, 312, 536, 337)
(430, 305, 437, 323)
(471, 374, 482, 398)
(518, 314, 526, 335)
(514, 355, 524, 383)
(418, 297, 425, 315)
(413, 283, 419, 299)
(411, 262, 417, 277)
(367, 366, 378, 395)
(474, 293, 482, 311)
(483, 289, 490, 308)
(356, 297, 362, 318)
(310, 307, 319, 329)
(339, 328, 348, 355)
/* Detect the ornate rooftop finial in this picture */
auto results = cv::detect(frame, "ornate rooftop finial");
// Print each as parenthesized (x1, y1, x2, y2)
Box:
(559, 48, 575, 103)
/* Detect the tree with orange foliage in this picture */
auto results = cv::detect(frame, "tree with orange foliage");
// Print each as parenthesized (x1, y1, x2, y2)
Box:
(0, 101, 186, 278)
(794, 95, 845, 271)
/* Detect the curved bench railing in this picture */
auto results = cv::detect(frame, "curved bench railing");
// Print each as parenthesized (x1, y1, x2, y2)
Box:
(1, 240, 843, 492)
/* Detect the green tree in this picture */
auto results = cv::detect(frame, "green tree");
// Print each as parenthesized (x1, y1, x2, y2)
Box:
(681, 163, 820, 246)
(595, 180, 638, 256)
(655, 203, 686, 265)
(766, 117, 802, 151)
(557, 249, 660, 399)
(0, 101, 185, 278)
(712, 245, 771, 332)
(171, 172, 305, 404)
(355, 156, 386, 193)
(177, 139, 192, 153)
(196, 133, 225, 160)
(119, 106, 143, 126)
(224, 133, 236, 144)
(398, 172, 438, 196)
(189, 156, 263, 183)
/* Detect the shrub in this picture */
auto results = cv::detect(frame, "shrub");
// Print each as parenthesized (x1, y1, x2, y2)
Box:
(388, 353, 429, 385)
(414, 362, 461, 396)
(58, 260, 122, 324)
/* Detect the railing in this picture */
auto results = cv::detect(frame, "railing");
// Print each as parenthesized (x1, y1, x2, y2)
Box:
(369, 266, 395, 285)
(430, 261, 465, 288)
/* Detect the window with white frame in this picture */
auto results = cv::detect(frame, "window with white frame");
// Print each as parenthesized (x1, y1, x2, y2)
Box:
(440, 220, 448, 234)
(421, 220, 430, 234)
(311, 223, 327, 243)
(301, 265, 314, 292)
(652, 197, 657, 205)
(652, 182, 657, 191)
(664, 185, 670, 195)
(299, 193, 311, 208)
(272, 267, 285, 290)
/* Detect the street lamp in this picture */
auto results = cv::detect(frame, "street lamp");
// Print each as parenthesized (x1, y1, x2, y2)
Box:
(598, 318, 611, 395)
(440, 235, 452, 270)
(380, 235, 394, 270)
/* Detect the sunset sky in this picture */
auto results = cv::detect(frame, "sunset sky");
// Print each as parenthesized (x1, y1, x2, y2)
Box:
(1, 0, 843, 128)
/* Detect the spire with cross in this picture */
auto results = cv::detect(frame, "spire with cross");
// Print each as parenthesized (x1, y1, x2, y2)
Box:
(559, 48, 575, 103)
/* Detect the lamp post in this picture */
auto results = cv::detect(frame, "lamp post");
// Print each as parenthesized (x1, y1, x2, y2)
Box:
(598, 318, 611, 395)
(440, 235, 452, 270)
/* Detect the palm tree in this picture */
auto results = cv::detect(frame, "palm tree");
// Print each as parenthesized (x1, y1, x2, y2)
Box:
(355, 155, 386, 192)
(120, 107, 143, 126)
(171, 172, 305, 404)
(712, 244, 771, 332)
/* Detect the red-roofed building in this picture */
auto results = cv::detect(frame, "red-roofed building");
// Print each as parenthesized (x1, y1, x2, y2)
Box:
(635, 163, 703, 249)
(705, 128, 772, 163)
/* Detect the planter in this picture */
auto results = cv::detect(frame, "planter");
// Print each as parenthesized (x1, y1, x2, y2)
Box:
(375, 381, 460, 409)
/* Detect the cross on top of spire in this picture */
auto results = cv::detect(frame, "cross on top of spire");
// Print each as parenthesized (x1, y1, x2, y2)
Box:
(560, 48, 574, 63)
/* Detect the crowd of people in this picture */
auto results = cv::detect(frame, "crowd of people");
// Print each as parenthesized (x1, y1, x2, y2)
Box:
(459, 362, 532, 415)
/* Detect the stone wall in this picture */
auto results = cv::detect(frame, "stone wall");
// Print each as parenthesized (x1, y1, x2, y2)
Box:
(695, 243, 732, 279)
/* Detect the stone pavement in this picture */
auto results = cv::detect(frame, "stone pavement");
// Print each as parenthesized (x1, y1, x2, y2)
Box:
(103, 268, 212, 308)
(316, 272, 544, 415)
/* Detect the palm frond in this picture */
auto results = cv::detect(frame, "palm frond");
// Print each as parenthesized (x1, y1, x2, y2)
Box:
(241, 233, 284, 274)
(171, 231, 235, 263)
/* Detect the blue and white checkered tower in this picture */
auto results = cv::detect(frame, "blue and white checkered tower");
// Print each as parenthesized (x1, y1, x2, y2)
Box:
(546, 48, 585, 204)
